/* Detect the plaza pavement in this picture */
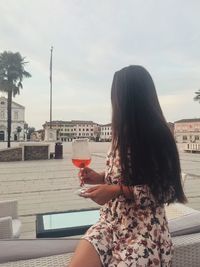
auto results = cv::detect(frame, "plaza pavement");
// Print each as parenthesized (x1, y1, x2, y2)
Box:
(0, 142, 200, 238)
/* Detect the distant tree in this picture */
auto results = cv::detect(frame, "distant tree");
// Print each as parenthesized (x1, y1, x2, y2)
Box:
(16, 126, 22, 141)
(27, 127, 35, 140)
(194, 89, 200, 103)
(0, 51, 31, 147)
(24, 122, 29, 140)
(24, 122, 28, 131)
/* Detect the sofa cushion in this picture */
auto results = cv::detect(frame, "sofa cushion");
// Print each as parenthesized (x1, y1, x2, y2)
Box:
(0, 239, 79, 263)
(168, 211, 200, 237)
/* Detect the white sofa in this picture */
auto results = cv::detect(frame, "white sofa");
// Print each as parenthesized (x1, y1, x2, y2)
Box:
(0, 234, 200, 266)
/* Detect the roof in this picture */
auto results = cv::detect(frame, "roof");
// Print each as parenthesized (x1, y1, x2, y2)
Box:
(175, 118, 200, 123)
(100, 123, 111, 127)
(0, 96, 25, 109)
(71, 120, 96, 124)
(44, 120, 98, 126)
(45, 120, 70, 124)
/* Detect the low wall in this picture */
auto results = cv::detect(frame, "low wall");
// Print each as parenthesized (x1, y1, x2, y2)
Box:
(23, 145, 49, 160)
(0, 147, 22, 162)
(0, 143, 50, 162)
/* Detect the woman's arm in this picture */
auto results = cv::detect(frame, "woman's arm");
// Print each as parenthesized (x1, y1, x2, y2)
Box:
(80, 168, 105, 185)
(82, 184, 134, 205)
(98, 171, 106, 184)
(111, 184, 135, 200)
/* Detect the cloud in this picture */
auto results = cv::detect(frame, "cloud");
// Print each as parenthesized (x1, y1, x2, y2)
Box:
(159, 89, 200, 122)
(0, 0, 200, 129)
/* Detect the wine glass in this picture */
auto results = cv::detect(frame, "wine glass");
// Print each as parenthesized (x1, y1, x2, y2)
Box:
(72, 138, 91, 193)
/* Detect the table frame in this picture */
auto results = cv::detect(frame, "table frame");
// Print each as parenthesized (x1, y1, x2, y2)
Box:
(36, 208, 99, 238)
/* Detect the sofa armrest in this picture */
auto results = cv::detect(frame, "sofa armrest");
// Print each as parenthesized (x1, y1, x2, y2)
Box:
(0, 238, 79, 263)
(0, 200, 18, 219)
(172, 233, 200, 266)
(0, 216, 13, 239)
(169, 211, 200, 237)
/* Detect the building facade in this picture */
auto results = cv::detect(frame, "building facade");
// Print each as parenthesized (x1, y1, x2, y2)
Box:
(100, 123, 112, 141)
(0, 96, 25, 141)
(43, 120, 100, 142)
(168, 122, 174, 136)
(174, 119, 200, 143)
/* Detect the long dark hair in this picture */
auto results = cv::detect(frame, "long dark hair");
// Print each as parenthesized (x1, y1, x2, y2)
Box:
(111, 65, 187, 204)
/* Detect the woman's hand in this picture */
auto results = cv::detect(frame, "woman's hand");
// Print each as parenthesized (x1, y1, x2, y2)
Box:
(79, 167, 105, 186)
(81, 184, 120, 205)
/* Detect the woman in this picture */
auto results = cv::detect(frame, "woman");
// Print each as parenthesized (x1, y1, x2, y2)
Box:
(69, 65, 187, 267)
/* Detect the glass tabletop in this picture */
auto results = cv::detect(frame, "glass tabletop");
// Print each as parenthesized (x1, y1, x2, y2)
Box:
(43, 209, 100, 230)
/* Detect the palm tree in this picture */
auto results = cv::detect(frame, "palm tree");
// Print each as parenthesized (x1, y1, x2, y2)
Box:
(0, 51, 31, 147)
(194, 89, 200, 103)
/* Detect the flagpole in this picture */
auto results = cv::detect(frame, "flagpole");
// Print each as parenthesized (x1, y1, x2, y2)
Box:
(50, 46, 53, 129)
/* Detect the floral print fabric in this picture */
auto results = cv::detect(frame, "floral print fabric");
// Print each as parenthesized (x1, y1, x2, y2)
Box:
(82, 151, 173, 267)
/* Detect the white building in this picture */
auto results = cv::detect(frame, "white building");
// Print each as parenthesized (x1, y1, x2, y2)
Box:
(174, 119, 200, 143)
(43, 120, 100, 142)
(0, 96, 25, 141)
(100, 123, 112, 141)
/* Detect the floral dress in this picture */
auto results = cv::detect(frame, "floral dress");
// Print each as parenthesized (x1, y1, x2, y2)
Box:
(82, 150, 173, 267)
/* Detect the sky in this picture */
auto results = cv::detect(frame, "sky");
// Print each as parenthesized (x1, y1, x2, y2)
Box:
(0, 0, 200, 130)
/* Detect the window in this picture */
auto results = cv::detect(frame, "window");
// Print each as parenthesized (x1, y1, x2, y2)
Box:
(195, 135, 199, 140)
(183, 136, 187, 140)
(0, 111, 5, 119)
(14, 111, 18, 120)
